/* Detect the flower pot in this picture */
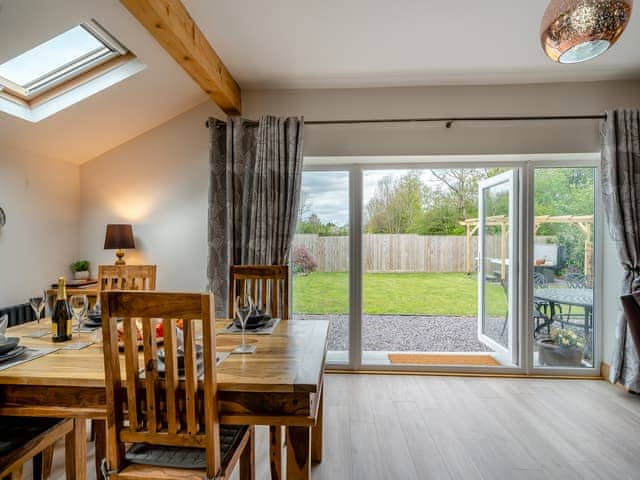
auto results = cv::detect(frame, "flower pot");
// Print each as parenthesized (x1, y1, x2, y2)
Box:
(74, 271, 90, 280)
(537, 339, 583, 367)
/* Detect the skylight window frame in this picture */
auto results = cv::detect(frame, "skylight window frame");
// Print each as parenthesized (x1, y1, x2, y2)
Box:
(0, 20, 128, 101)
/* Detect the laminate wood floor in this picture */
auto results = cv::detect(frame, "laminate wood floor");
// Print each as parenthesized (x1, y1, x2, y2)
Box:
(28, 374, 640, 480)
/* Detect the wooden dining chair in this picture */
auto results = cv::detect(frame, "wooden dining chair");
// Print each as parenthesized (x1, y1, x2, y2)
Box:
(0, 416, 73, 479)
(229, 265, 289, 480)
(97, 265, 157, 293)
(100, 291, 254, 480)
(621, 293, 640, 357)
(229, 265, 289, 320)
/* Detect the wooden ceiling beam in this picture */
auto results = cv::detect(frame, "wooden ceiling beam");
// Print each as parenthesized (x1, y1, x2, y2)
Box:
(120, 0, 242, 115)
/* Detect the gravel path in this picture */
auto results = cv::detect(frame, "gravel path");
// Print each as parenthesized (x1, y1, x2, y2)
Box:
(293, 314, 499, 352)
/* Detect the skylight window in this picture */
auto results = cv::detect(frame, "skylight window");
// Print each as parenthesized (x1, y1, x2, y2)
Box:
(0, 20, 127, 100)
(0, 20, 145, 123)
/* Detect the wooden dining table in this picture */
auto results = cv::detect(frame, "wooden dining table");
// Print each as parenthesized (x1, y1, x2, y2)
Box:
(0, 318, 328, 480)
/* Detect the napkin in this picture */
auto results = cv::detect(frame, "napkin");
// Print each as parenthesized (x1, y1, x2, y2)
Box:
(0, 314, 7, 342)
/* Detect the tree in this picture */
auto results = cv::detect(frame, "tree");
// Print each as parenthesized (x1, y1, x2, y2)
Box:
(429, 169, 487, 220)
(297, 213, 348, 236)
(365, 172, 425, 233)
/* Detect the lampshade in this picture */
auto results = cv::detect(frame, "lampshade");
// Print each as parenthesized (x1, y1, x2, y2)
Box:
(541, 0, 633, 63)
(104, 224, 135, 250)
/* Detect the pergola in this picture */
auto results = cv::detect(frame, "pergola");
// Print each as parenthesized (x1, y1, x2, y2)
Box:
(459, 214, 594, 281)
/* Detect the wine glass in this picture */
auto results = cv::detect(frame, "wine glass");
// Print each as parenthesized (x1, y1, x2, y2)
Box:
(233, 295, 256, 354)
(69, 295, 89, 348)
(28, 290, 48, 337)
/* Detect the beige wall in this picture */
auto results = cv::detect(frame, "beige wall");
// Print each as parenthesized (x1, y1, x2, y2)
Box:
(244, 81, 640, 157)
(0, 146, 80, 307)
(78, 102, 223, 292)
(77, 80, 639, 366)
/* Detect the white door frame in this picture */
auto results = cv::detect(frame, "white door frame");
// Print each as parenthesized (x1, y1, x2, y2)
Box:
(477, 170, 519, 365)
(301, 153, 602, 376)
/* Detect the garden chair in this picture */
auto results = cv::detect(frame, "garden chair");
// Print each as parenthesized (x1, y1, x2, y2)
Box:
(533, 272, 551, 336)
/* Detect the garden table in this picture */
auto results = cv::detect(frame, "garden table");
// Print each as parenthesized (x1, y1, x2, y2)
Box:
(533, 288, 593, 336)
(0, 318, 328, 480)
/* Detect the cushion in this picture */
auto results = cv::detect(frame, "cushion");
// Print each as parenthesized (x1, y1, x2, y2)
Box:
(0, 417, 63, 456)
(125, 425, 247, 469)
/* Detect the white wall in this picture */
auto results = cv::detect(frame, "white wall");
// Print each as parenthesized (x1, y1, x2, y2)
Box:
(0, 145, 80, 307)
(78, 80, 640, 368)
(78, 102, 223, 292)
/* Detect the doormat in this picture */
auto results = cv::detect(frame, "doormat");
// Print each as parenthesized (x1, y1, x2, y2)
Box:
(388, 353, 501, 366)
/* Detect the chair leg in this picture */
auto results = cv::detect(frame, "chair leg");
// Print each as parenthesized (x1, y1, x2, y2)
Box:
(269, 425, 284, 480)
(33, 446, 54, 480)
(9, 465, 23, 480)
(239, 426, 255, 480)
(93, 419, 107, 480)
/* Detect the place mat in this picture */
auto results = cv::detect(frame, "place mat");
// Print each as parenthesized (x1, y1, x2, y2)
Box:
(220, 318, 280, 335)
(0, 346, 59, 372)
(388, 353, 501, 366)
(23, 329, 50, 338)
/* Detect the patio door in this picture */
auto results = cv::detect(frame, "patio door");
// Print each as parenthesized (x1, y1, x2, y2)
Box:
(478, 171, 518, 365)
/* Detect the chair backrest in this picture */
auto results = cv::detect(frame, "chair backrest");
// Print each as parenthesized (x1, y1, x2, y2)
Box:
(620, 294, 640, 356)
(101, 291, 221, 477)
(533, 272, 547, 288)
(565, 272, 586, 288)
(229, 265, 289, 320)
(97, 265, 157, 292)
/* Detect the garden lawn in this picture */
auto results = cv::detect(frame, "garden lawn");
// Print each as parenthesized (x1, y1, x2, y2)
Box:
(292, 272, 507, 317)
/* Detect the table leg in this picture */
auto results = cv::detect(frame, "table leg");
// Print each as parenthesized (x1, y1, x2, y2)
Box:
(65, 418, 87, 480)
(269, 426, 284, 480)
(311, 390, 323, 463)
(286, 426, 311, 480)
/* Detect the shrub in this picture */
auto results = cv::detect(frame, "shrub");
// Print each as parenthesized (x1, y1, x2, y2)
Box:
(292, 245, 317, 274)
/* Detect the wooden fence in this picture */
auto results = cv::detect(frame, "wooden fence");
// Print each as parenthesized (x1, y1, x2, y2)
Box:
(293, 234, 503, 273)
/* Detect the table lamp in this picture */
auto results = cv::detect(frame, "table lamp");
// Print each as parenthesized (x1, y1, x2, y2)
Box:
(104, 224, 135, 265)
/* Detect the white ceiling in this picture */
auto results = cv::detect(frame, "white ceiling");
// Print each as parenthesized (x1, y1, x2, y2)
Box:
(185, 0, 640, 89)
(0, 0, 639, 164)
(0, 0, 206, 164)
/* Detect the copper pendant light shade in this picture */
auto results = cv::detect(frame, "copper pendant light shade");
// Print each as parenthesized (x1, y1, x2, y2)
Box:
(541, 0, 633, 63)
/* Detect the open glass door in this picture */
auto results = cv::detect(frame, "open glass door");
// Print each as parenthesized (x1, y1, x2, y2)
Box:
(478, 170, 518, 365)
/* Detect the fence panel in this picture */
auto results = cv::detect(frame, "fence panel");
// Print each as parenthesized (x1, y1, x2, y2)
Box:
(294, 234, 482, 273)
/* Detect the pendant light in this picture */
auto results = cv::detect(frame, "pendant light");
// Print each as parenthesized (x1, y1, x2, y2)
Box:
(541, 0, 633, 63)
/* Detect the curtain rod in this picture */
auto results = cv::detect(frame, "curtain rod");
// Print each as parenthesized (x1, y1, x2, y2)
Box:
(205, 113, 606, 129)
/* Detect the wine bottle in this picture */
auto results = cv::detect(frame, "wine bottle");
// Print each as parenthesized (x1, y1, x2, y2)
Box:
(51, 277, 72, 342)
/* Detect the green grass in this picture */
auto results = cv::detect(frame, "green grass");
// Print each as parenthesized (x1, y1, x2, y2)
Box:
(292, 272, 507, 317)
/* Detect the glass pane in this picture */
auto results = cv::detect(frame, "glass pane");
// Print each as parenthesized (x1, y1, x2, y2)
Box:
(359, 168, 510, 367)
(533, 167, 595, 368)
(292, 171, 349, 363)
(481, 179, 510, 349)
(0, 26, 106, 87)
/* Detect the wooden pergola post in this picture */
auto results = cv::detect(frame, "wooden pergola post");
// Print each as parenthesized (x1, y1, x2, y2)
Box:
(459, 214, 594, 280)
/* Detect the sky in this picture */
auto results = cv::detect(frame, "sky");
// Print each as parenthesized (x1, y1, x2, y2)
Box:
(300, 169, 434, 226)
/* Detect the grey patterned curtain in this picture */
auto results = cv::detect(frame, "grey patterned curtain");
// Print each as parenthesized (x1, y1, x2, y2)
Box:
(601, 109, 640, 392)
(207, 116, 304, 316)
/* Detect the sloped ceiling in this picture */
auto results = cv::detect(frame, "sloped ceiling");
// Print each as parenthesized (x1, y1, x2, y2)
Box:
(0, 0, 208, 164)
(1, 0, 639, 164)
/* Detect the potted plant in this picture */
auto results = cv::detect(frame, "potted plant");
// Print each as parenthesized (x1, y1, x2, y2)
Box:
(537, 328, 583, 367)
(70, 260, 90, 280)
